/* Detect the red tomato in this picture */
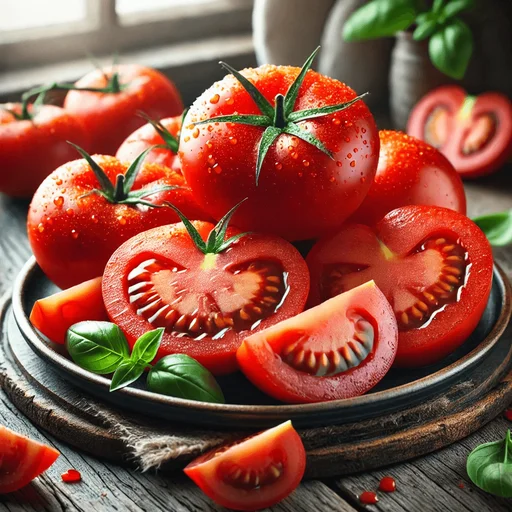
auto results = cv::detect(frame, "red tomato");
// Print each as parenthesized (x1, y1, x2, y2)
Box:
(116, 116, 181, 173)
(307, 206, 494, 367)
(180, 63, 379, 241)
(28, 154, 210, 289)
(351, 131, 466, 226)
(184, 421, 305, 511)
(237, 281, 397, 403)
(30, 277, 107, 344)
(102, 222, 309, 375)
(0, 104, 89, 198)
(64, 65, 183, 155)
(407, 86, 512, 178)
(0, 425, 60, 494)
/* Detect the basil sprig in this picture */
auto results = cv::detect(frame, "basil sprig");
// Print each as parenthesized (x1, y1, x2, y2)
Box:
(473, 210, 512, 247)
(467, 430, 512, 497)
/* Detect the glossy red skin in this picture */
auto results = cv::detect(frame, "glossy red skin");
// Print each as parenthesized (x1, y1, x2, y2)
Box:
(0, 104, 89, 197)
(184, 421, 305, 511)
(64, 64, 183, 155)
(0, 425, 60, 494)
(180, 64, 379, 241)
(28, 156, 210, 289)
(307, 206, 494, 367)
(116, 116, 182, 173)
(351, 130, 466, 226)
(237, 282, 397, 403)
(407, 85, 512, 178)
(102, 222, 310, 375)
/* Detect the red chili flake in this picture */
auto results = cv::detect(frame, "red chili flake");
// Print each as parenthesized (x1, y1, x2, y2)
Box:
(379, 476, 396, 492)
(458, 482, 465, 489)
(61, 469, 82, 483)
(504, 409, 512, 421)
(359, 491, 379, 505)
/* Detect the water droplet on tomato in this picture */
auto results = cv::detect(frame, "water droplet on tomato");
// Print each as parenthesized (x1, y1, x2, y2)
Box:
(192, 127, 200, 138)
(226, 97, 234, 105)
(71, 230, 79, 239)
(302, 160, 310, 167)
(329, 176, 335, 183)
(55, 178, 63, 186)
(183, 136, 190, 142)
(66, 208, 74, 216)
(344, 137, 350, 143)
(53, 196, 64, 208)
(207, 155, 216, 166)
(117, 216, 127, 225)
(336, 161, 343, 167)
(297, 172, 303, 178)
(347, 153, 352, 159)
(37, 223, 45, 233)
(361, 128, 367, 133)
(91, 214, 98, 223)
(213, 164, 222, 174)
(275, 162, 283, 170)
(291, 152, 298, 160)
(363, 140, 367, 145)
(361, 177, 366, 183)
(350, 161, 356, 168)
(229, 137, 237, 145)
(332, 118, 341, 126)
(353, 148, 358, 153)
(207, 125, 214, 132)
(209, 94, 220, 104)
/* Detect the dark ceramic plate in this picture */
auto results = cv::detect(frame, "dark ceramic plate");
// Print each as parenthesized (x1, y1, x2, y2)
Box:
(10, 257, 512, 428)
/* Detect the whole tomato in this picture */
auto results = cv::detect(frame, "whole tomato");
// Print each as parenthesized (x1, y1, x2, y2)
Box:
(28, 148, 210, 289)
(0, 104, 89, 197)
(64, 64, 183, 155)
(180, 48, 379, 241)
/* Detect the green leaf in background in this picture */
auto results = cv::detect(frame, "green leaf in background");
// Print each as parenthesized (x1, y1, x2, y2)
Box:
(130, 327, 164, 364)
(343, 0, 418, 41)
(66, 321, 129, 374)
(473, 210, 512, 247)
(467, 430, 512, 498)
(429, 19, 473, 79)
(413, 19, 438, 41)
(147, 354, 225, 404)
(110, 360, 147, 392)
(442, 0, 475, 20)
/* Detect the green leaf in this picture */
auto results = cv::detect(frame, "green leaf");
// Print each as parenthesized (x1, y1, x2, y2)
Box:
(210, 198, 248, 252)
(255, 126, 282, 185)
(195, 114, 271, 128)
(413, 19, 438, 41)
(110, 360, 146, 392)
(443, 0, 475, 19)
(429, 19, 473, 79)
(473, 210, 512, 247)
(467, 430, 512, 498)
(66, 321, 130, 374)
(122, 146, 156, 196)
(147, 354, 225, 403)
(216, 231, 252, 253)
(343, 0, 418, 41)
(283, 123, 333, 159)
(288, 93, 368, 123)
(130, 328, 164, 364)
(433, 0, 445, 14)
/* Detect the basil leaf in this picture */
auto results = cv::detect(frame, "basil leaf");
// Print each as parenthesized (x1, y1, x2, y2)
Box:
(110, 360, 146, 392)
(66, 321, 129, 374)
(343, 0, 417, 41)
(147, 354, 225, 404)
(473, 210, 512, 247)
(429, 19, 473, 79)
(467, 430, 512, 497)
(413, 19, 438, 41)
(130, 327, 164, 364)
(442, 0, 475, 19)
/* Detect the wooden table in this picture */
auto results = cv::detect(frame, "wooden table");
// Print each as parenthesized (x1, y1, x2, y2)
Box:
(1, 171, 511, 512)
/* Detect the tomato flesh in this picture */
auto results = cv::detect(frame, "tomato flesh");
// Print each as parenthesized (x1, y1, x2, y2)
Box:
(184, 420, 305, 511)
(237, 281, 397, 403)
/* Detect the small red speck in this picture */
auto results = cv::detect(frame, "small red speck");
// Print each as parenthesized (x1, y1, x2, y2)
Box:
(379, 476, 396, 492)
(504, 409, 512, 421)
(61, 469, 82, 483)
(458, 482, 465, 489)
(359, 491, 378, 505)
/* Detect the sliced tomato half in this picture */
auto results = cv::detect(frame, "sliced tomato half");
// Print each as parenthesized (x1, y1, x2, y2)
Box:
(307, 206, 494, 367)
(237, 281, 397, 403)
(0, 425, 60, 494)
(184, 420, 305, 511)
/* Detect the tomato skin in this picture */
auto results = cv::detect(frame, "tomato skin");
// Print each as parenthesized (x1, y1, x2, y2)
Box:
(184, 421, 305, 511)
(0, 105, 89, 198)
(0, 425, 60, 494)
(27, 156, 210, 289)
(64, 65, 183, 155)
(307, 206, 494, 367)
(407, 85, 512, 178)
(180, 64, 379, 241)
(351, 130, 466, 226)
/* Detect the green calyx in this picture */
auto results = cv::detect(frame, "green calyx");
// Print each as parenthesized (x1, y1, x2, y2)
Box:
(195, 46, 368, 185)
(138, 111, 180, 154)
(69, 142, 179, 208)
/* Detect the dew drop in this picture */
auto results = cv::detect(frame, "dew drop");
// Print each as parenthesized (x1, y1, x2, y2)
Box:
(336, 161, 343, 167)
(71, 230, 79, 239)
(229, 137, 237, 145)
(91, 215, 98, 223)
(207, 155, 216, 166)
(275, 162, 283, 170)
(37, 223, 45, 233)
(53, 196, 64, 208)
(361, 128, 367, 133)
(350, 161, 356, 167)
(329, 176, 336, 182)
(353, 148, 358, 153)
(226, 97, 234, 105)
(302, 160, 310, 167)
(291, 151, 298, 160)
(213, 164, 222, 174)
(55, 178, 63, 186)
(363, 140, 367, 145)
(344, 137, 350, 143)
(332, 118, 341, 126)
(209, 94, 220, 104)
(117, 216, 127, 225)
(206, 140, 213, 149)
(192, 127, 200, 139)
(297, 172, 303, 177)
(66, 208, 74, 216)
(361, 177, 366, 183)
(186, 124, 194, 130)
(347, 153, 352, 159)
(207, 125, 214, 132)
(183, 136, 190, 142)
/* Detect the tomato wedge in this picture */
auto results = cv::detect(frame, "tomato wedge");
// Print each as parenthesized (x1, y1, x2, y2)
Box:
(30, 277, 107, 344)
(184, 421, 305, 511)
(102, 222, 309, 375)
(307, 206, 494, 367)
(0, 425, 60, 494)
(407, 86, 512, 178)
(237, 281, 397, 403)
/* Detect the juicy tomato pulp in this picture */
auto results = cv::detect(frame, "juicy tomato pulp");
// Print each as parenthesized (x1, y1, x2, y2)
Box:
(307, 206, 494, 367)
(30, 277, 107, 344)
(0, 425, 60, 494)
(184, 421, 305, 511)
(237, 281, 398, 403)
(407, 86, 512, 178)
(351, 131, 466, 226)
(102, 222, 310, 375)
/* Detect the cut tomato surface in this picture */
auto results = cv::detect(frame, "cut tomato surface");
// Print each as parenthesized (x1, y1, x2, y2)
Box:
(307, 206, 494, 367)
(30, 277, 107, 344)
(102, 222, 309, 375)
(0, 425, 60, 494)
(407, 86, 512, 178)
(184, 420, 305, 511)
(237, 281, 397, 403)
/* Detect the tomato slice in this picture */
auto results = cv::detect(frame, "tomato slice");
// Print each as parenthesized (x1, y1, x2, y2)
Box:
(0, 425, 60, 494)
(307, 206, 494, 367)
(102, 222, 309, 375)
(407, 86, 512, 178)
(237, 281, 397, 403)
(184, 420, 305, 511)
(30, 277, 107, 344)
